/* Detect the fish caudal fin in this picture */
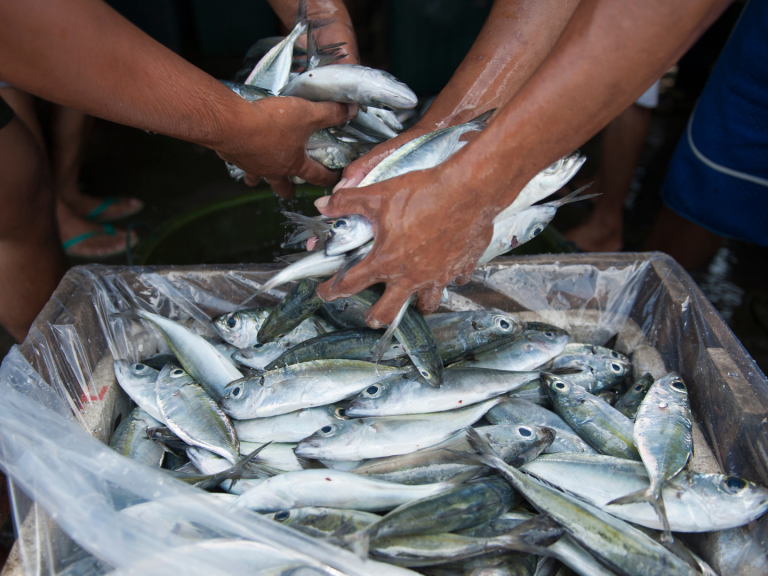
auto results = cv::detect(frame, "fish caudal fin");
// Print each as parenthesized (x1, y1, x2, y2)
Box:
(547, 183, 601, 208)
(371, 295, 413, 366)
(499, 514, 564, 555)
(444, 427, 506, 471)
(607, 487, 673, 544)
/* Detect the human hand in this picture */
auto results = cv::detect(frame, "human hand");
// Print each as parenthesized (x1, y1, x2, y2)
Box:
(313, 163, 499, 328)
(217, 96, 357, 198)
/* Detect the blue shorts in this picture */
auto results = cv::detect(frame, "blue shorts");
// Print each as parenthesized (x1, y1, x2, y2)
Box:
(661, 0, 768, 247)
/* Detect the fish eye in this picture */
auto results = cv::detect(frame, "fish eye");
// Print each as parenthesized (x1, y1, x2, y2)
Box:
(634, 384, 644, 392)
(335, 408, 347, 418)
(364, 385, 381, 397)
(496, 317, 511, 331)
(226, 316, 237, 329)
(253, 343, 263, 349)
(554, 381, 567, 390)
(274, 511, 290, 522)
(610, 363, 624, 374)
(544, 332, 554, 338)
(420, 370, 431, 379)
(723, 476, 747, 493)
(518, 426, 533, 437)
(333, 219, 348, 229)
(171, 369, 185, 378)
(319, 425, 337, 436)
(231, 386, 242, 397)
(133, 364, 145, 371)
(611, 351, 620, 358)
(532, 226, 543, 237)
(670, 380, 687, 392)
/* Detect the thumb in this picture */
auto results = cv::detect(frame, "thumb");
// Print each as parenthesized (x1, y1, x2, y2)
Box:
(314, 186, 370, 220)
(309, 101, 359, 131)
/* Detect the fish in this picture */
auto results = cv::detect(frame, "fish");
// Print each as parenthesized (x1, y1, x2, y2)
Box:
(280, 64, 418, 110)
(493, 153, 586, 223)
(188, 439, 303, 474)
(556, 343, 629, 362)
(113, 360, 164, 423)
(608, 373, 693, 541)
(325, 215, 375, 256)
(479, 186, 600, 265)
(294, 397, 506, 461)
(155, 365, 240, 464)
(221, 80, 272, 101)
(233, 405, 348, 443)
(549, 353, 632, 395)
(243, 36, 307, 66)
(455, 324, 569, 372)
(349, 107, 400, 140)
(244, 0, 308, 91)
(454, 428, 698, 576)
(543, 372, 640, 461)
(614, 373, 653, 419)
(114, 308, 243, 402)
(264, 507, 381, 539)
(485, 398, 597, 455)
(229, 468, 476, 512)
(369, 107, 403, 132)
(220, 359, 408, 419)
(521, 452, 768, 532)
(306, 129, 370, 170)
(346, 368, 541, 417)
(146, 425, 189, 451)
(368, 515, 563, 568)
(109, 408, 165, 467)
(257, 279, 326, 344)
(212, 308, 272, 348)
(426, 311, 526, 364)
(164, 445, 268, 490)
(231, 341, 285, 370)
(265, 328, 404, 370)
(343, 476, 519, 557)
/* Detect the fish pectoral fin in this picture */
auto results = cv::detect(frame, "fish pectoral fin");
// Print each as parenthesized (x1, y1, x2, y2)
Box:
(606, 487, 653, 507)
(500, 514, 564, 555)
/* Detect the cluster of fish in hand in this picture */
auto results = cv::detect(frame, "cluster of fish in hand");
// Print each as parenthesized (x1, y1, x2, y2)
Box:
(223, 0, 416, 181)
(109, 284, 768, 575)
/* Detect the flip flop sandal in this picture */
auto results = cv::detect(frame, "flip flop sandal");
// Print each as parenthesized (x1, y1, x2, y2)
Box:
(85, 196, 145, 222)
(62, 224, 138, 258)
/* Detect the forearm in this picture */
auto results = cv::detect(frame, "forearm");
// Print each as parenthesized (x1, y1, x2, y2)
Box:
(267, 0, 359, 63)
(418, 0, 580, 131)
(0, 0, 251, 151)
(451, 0, 731, 214)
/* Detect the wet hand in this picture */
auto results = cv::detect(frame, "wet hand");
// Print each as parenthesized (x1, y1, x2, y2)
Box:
(217, 96, 358, 198)
(314, 165, 496, 328)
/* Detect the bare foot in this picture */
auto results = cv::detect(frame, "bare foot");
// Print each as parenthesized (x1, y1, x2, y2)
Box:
(61, 190, 144, 222)
(565, 214, 623, 252)
(57, 201, 138, 257)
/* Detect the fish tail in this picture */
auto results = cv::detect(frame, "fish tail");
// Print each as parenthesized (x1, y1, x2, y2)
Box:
(339, 530, 371, 560)
(610, 485, 674, 544)
(468, 108, 497, 127)
(293, 0, 308, 28)
(547, 183, 600, 208)
(223, 442, 273, 481)
(444, 427, 506, 471)
(498, 514, 564, 555)
(651, 491, 674, 546)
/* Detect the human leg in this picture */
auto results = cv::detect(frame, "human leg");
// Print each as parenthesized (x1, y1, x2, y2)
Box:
(644, 205, 723, 270)
(0, 107, 67, 342)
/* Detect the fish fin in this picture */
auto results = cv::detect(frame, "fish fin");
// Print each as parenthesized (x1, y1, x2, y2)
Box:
(275, 252, 312, 264)
(330, 249, 369, 290)
(445, 427, 507, 470)
(607, 486, 672, 541)
(546, 183, 601, 208)
(282, 211, 332, 235)
(312, 318, 328, 335)
(370, 294, 414, 367)
(467, 108, 497, 127)
(549, 366, 584, 376)
(603, 333, 619, 350)
(606, 487, 652, 507)
(444, 465, 485, 487)
(499, 514, 564, 555)
(223, 442, 273, 482)
(340, 530, 370, 560)
(293, 0, 308, 28)
(299, 458, 327, 470)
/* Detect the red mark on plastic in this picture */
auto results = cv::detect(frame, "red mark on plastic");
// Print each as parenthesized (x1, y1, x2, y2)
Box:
(79, 385, 108, 404)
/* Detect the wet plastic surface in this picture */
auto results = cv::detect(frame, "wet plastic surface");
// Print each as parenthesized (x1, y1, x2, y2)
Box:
(0, 253, 766, 575)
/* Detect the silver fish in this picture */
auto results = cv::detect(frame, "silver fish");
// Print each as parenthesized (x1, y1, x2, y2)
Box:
(113, 360, 164, 423)
(221, 80, 272, 101)
(455, 324, 569, 372)
(457, 428, 698, 576)
(351, 424, 555, 485)
(349, 107, 400, 140)
(325, 214, 374, 256)
(486, 398, 596, 455)
(493, 153, 586, 223)
(109, 407, 165, 467)
(346, 368, 541, 417)
(230, 469, 471, 512)
(550, 353, 632, 394)
(522, 453, 768, 532)
(295, 397, 505, 461)
(212, 308, 272, 348)
(614, 373, 653, 420)
(280, 64, 418, 110)
(544, 372, 640, 461)
(556, 343, 628, 362)
(370, 107, 403, 131)
(220, 359, 407, 419)
(264, 507, 380, 539)
(231, 342, 284, 370)
(156, 365, 240, 463)
(426, 311, 526, 364)
(233, 405, 347, 443)
(116, 308, 243, 402)
(608, 373, 693, 540)
(189, 440, 303, 474)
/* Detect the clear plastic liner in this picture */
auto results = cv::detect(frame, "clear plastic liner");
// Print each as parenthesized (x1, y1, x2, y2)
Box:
(0, 255, 766, 575)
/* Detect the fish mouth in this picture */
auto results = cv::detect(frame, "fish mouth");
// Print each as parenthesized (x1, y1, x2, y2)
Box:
(343, 402, 367, 417)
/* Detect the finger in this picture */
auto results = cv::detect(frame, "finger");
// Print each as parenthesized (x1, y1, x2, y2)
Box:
(338, 138, 405, 190)
(365, 284, 414, 329)
(317, 250, 379, 301)
(454, 262, 476, 286)
(308, 101, 358, 131)
(265, 175, 295, 199)
(296, 154, 340, 188)
(416, 285, 445, 316)
(314, 186, 371, 220)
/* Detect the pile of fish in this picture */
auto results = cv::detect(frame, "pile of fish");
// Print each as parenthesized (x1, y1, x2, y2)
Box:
(223, 0, 417, 180)
(109, 277, 768, 576)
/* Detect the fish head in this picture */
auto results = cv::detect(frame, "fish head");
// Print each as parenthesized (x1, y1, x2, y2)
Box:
(534, 152, 586, 192)
(264, 508, 303, 527)
(467, 312, 526, 341)
(325, 214, 373, 256)
(524, 323, 570, 355)
(212, 310, 266, 348)
(219, 376, 265, 419)
(715, 475, 768, 517)
(294, 420, 361, 459)
(480, 424, 556, 466)
(654, 372, 688, 398)
(359, 69, 418, 110)
(632, 374, 654, 395)
(156, 364, 195, 388)
(114, 359, 159, 388)
(346, 374, 412, 416)
(514, 207, 556, 246)
(541, 372, 585, 406)
(593, 357, 632, 380)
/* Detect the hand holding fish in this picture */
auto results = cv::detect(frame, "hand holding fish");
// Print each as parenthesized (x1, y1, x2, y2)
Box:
(217, 97, 358, 198)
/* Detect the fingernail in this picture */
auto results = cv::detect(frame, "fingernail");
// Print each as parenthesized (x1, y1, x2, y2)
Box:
(315, 196, 330, 209)
(332, 178, 347, 193)
(347, 103, 359, 120)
